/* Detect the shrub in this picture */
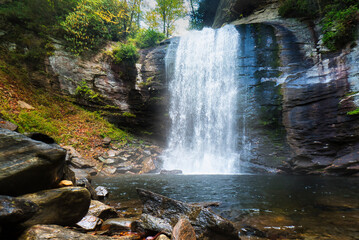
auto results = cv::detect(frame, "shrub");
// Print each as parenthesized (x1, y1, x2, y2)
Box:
(132, 28, 165, 49)
(61, 2, 109, 55)
(322, 5, 359, 50)
(60, 0, 128, 55)
(122, 112, 136, 118)
(75, 81, 104, 103)
(279, 0, 319, 19)
(278, 0, 359, 51)
(112, 42, 139, 64)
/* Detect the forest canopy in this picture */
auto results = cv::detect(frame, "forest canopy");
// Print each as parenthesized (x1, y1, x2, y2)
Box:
(0, 0, 187, 55)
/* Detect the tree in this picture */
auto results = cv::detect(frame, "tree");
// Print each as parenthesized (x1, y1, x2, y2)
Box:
(151, 0, 187, 37)
(61, 0, 129, 54)
(189, 0, 220, 30)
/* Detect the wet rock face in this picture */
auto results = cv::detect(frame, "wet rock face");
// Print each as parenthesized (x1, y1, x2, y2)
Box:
(128, 41, 171, 141)
(212, 1, 359, 175)
(0, 129, 66, 196)
(279, 32, 359, 175)
(282, 62, 355, 174)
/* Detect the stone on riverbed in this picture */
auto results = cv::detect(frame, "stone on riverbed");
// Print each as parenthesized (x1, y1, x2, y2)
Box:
(172, 217, 196, 240)
(77, 215, 102, 230)
(0, 195, 38, 224)
(95, 186, 109, 199)
(19, 224, 113, 240)
(18, 187, 91, 228)
(157, 234, 170, 240)
(88, 200, 118, 220)
(0, 129, 66, 196)
(136, 188, 239, 239)
(139, 213, 172, 235)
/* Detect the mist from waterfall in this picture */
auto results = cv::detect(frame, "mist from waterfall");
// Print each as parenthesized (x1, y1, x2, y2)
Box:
(163, 25, 244, 174)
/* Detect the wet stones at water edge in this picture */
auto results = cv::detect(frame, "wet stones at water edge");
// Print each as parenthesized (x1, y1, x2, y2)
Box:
(19, 224, 113, 240)
(136, 188, 239, 239)
(96, 186, 109, 199)
(18, 187, 91, 228)
(172, 217, 196, 240)
(0, 187, 91, 239)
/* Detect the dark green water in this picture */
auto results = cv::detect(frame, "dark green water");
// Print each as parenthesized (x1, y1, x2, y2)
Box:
(92, 174, 359, 239)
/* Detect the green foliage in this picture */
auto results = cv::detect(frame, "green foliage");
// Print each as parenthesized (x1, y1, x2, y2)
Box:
(122, 112, 136, 118)
(60, 1, 110, 55)
(347, 108, 359, 115)
(112, 42, 139, 64)
(279, 0, 359, 51)
(189, 0, 220, 30)
(147, 0, 187, 37)
(278, 0, 319, 19)
(0, 0, 77, 33)
(130, 28, 165, 49)
(322, 5, 359, 51)
(17, 111, 59, 136)
(75, 81, 104, 103)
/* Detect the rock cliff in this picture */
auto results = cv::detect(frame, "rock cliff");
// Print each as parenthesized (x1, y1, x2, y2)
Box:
(213, 0, 359, 175)
(47, 40, 170, 142)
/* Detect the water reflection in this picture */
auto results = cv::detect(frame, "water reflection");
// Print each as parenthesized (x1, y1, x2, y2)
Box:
(93, 175, 359, 239)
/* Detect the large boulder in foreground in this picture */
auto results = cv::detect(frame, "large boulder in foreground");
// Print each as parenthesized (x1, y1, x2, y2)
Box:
(19, 224, 112, 240)
(18, 187, 91, 228)
(0, 195, 38, 224)
(136, 188, 239, 239)
(0, 129, 66, 196)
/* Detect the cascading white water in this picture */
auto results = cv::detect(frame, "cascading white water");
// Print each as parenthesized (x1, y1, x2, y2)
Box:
(163, 25, 241, 174)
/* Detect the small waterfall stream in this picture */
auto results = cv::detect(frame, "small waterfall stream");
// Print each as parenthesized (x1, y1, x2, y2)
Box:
(163, 25, 247, 174)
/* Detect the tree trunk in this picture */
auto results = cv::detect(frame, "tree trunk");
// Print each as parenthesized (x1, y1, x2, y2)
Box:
(163, 14, 166, 34)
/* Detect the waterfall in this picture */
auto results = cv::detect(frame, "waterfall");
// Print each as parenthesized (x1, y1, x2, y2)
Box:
(163, 25, 241, 174)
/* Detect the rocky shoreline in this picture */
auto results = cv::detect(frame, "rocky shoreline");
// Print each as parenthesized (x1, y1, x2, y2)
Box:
(0, 128, 238, 240)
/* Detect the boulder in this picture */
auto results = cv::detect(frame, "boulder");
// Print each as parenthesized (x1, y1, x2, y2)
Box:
(101, 218, 134, 232)
(77, 177, 98, 200)
(172, 217, 196, 240)
(103, 137, 112, 147)
(140, 157, 157, 174)
(88, 200, 118, 220)
(77, 215, 102, 231)
(18, 100, 35, 110)
(63, 145, 94, 169)
(136, 188, 239, 239)
(0, 129, 66, 196)
(0, 118, 18, 131)
(63, 165, 76, 184)
(140, 214, 172, 235)
(157, 234, 170, 240)
(0, 195, 38, 223)
(19, 224, 113, 240)
(95, 186, 109, 199)
(18, 187, 91, 227)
